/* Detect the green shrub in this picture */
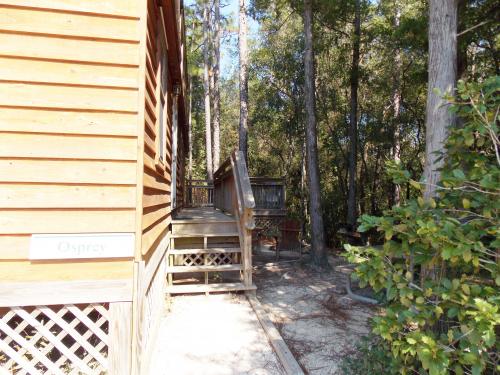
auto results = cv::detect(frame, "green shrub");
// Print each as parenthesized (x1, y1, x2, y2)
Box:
(341, 335, 399, 374)
(344, 76, 500, 375)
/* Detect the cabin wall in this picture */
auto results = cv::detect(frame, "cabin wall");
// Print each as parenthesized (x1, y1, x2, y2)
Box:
(141, 0, 173, 258)
(0, 1, 141, 373)
(0, 1, 187, 373)
(133, 2, 188, 373)
(0, 1, 141, 281)
(141, 0, 187, 259)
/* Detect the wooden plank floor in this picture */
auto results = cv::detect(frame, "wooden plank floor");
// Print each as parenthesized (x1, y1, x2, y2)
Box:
(173, 207, 235, 222)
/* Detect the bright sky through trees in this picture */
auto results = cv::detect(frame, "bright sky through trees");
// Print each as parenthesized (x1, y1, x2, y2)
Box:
(185, 0, 258, 77)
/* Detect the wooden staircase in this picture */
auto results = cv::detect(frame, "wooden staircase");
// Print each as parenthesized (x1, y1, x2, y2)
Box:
(166, 151, 256, 295)
(166, 214, 255, 294)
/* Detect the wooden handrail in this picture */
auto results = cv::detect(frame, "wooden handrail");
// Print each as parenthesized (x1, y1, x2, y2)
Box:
(213, 150, 255, 287)
(232, 151, 255, 213)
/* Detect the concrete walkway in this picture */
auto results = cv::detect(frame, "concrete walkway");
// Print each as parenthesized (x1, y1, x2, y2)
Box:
(149, 294, 284, 375)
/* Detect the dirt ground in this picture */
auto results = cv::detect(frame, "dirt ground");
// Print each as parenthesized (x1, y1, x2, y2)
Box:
(149, 294, 285, 375)
(254, 252, 378, 375)
(149, 248, 376, 375)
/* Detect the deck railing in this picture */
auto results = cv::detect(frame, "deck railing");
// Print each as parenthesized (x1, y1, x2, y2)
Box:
(185, 176, 284, 212)
(213, 151, 255, 287)
(250, 177, 285, 211)
(249, 177, 286, 236)
(185, 179, 214, 207)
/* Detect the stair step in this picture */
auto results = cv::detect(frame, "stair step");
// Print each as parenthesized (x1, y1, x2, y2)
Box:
(171, 232, 239, 238)
(167, 264, 242, 273)
(166, 282, 256, 294)
(172, 219, 236, 224)
(170, 247, 241, 255)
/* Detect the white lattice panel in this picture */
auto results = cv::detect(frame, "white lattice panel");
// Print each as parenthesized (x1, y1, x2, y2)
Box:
(182, 254, 204, 266)
(177, 253, 238, 267)
(0, 304, 109, 375)
(205, 253, 234, 265)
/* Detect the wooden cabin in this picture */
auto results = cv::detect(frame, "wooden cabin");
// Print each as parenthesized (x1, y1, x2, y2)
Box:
(0, 1, 260, 373)
(0, 1, 254, 374)
(0, 0, 215, 375)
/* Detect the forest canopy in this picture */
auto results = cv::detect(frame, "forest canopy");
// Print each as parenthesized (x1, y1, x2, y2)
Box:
(186, 0, 498, 247)
(185, 0, 498, 373)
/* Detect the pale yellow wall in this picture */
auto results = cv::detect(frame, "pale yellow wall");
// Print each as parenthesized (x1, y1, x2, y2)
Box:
(0, 0, 142, 280)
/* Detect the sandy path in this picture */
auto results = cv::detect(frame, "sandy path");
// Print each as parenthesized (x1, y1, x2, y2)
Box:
(254, 260, 377, 375)
(149, 294, 285, 375)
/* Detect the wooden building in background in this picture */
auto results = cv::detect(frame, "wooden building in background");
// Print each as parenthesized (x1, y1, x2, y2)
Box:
(0, 0, 188, 373)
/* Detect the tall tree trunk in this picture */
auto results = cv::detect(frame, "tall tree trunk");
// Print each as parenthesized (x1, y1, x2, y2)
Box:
(303, 0, 328, 268)
(203, 0, 213, 180)
(456, 0, 467, 80)
(371, 147, 381, 215)
(188, 80, 193, 181)
(347, 0, 361, 229)
(360, 141, 368, 214)
(392, 4, 402, 206)
(213, 0, 221, 171)
(238, 0, 249, 163)
(423, 0, 458, 199)
(208, 0, 216, 171)
(300, 138, 309, 240)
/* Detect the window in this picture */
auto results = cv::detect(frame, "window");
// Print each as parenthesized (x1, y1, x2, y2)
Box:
(159, 96, 165, 162)
(156, 11, 168, 165)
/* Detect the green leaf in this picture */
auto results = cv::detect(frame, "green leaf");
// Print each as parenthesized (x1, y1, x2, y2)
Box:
(442, 246, 454, 259)
(464, 134, 474, 146)
(452, 169, 466, 180)
(454, 365, 464, 375)
(471, 365, 482, 375)
(463, 248, 472, 262)
(461, 284, 470, 295)
(385, 229, 393, 240)
(462, 198, 471, 209)
(448, 307, 459, 318)
(429, 198, 436, 208)
(435, 306, 443, 318)
(410, 179, 422, 190)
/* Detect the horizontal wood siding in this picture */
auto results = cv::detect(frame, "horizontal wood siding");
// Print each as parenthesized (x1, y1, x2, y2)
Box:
(0, 108, 137, 136)
(0, 260, 133, 282)
(0, 1, 141, 281)
(0, 33, 139, 66)
(0, 1, 139, 18)
(142, 1, 173, 257)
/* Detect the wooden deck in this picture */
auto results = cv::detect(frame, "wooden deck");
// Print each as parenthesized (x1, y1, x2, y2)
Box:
(173, 207, 235, 223)
(167, 152, 255, 295)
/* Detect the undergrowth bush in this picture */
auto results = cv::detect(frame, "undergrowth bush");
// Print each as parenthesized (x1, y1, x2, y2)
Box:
(344, 76, 500, 375)
(340, 335, 398, 374)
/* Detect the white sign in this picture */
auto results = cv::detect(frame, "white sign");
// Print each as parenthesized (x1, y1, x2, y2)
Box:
(29, 233, 135, 260)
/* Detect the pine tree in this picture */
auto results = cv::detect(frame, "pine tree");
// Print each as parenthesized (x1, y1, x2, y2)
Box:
(238, 0, 249, 163)
(303, 0, 328, 268)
